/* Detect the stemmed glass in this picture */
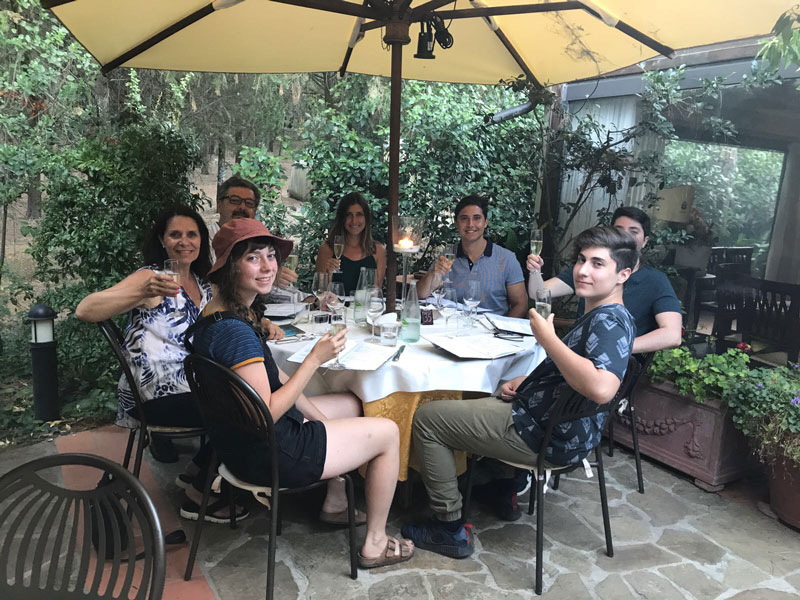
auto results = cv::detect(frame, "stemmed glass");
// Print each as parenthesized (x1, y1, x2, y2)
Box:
(328, 306, 347, 370)
(332, 235, 345, 273)
(431, 282, 446, 312)
(442, 250, 456, 283)
(439, 286, 459, 335)
(312, 272, 331, 312)
(529, 229, 543, 274)
(463, 278, 481, 324)
(163, 259, 184, 320)
(283, 253, 302, 305)
(365, 288, 384, 343)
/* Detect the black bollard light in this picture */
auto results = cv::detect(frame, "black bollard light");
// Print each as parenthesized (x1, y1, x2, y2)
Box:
(28, 304, 59, 421)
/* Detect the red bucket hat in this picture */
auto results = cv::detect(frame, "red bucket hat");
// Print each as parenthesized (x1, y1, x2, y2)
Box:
(208, 219, 293, 278)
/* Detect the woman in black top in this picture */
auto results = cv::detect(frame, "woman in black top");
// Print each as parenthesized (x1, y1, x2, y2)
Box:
(315, 192, 386, 294)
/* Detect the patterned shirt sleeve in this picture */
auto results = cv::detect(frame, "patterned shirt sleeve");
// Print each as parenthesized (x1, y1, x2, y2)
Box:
(583, 307, 633, 382)
(207, 319, 265, 370)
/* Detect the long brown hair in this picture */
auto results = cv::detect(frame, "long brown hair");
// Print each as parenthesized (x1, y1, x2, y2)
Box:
(208, 238, 280, 324)
(326, 192, 376, 257)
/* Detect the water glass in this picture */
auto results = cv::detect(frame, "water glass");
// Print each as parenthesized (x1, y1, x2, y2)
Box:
(328, 306, 347, 370)
(312, 311, 330, 335)
(380, 321, 399, 347)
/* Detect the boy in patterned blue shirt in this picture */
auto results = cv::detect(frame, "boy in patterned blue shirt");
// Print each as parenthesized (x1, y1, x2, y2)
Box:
(402, 226, 637, 559)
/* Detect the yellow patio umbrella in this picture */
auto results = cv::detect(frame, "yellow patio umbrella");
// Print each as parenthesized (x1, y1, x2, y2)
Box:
(42, 0, 794, 306)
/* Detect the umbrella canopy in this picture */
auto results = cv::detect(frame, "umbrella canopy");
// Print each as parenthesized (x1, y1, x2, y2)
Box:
(43, 0, 794, 307)
(45, 0, 790, 85)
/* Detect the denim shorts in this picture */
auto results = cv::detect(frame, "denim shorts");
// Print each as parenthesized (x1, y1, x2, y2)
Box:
(215, 406, 328, 489)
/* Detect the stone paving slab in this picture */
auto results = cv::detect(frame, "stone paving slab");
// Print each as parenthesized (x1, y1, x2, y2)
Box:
(3, 436, 800, 599)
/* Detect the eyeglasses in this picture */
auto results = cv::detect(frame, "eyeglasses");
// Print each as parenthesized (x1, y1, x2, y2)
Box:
(493, 331, 524, 342)
(222, 195, 259, 209)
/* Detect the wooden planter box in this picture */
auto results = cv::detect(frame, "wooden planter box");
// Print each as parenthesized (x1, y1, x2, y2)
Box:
(612, 377, 757, 489)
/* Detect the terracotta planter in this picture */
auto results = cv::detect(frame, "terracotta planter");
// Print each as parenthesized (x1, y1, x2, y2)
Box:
(612, 377, 757, 489)
(770, 457, 800, 528)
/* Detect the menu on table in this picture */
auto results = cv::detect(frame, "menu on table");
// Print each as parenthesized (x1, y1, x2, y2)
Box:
(287, 340, 398, 370)
(422, 333, 525, 360)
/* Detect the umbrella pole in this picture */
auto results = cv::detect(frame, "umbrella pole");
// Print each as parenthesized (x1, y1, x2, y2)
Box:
(384, 22, 409, 313)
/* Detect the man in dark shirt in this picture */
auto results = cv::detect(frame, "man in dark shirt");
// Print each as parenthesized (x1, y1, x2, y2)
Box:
(528, 206, 682, 353)
(402, 227, 637, 559)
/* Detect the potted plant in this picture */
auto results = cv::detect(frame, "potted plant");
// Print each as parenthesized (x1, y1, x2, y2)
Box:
(723, 364, 800, 527)
(612, 346, 755, 490)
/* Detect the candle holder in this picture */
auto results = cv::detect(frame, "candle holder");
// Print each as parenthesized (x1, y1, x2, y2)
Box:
(391, 216, 423, 303)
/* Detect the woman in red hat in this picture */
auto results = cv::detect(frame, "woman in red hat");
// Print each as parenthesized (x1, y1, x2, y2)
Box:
(187, 218, 414, 568)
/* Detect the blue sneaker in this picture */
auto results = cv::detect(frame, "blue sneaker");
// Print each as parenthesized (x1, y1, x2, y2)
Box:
(401, 518, 474, 558)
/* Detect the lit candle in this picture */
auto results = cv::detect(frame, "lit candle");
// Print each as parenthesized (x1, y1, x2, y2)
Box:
(395, 236, 418, 252)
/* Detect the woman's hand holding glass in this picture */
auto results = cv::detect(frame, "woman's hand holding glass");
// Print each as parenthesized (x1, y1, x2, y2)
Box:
(526, 253, 545, 274)
(327, 306, 348, 369)
(309, 328, 347, 367)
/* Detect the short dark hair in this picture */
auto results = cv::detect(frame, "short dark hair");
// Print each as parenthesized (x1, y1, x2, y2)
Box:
(218, 175, 261, 205)
(454, 194, 489, 219)
(143, 205, 212, 278)
(611, 206, 651, 238)
(574, 226, 638, 273)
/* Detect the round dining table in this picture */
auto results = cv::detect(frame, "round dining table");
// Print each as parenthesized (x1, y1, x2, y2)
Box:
(269, 310, 546, 481)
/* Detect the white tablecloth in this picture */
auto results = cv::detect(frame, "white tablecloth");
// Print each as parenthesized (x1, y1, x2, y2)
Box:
(269, 313, 545, 402)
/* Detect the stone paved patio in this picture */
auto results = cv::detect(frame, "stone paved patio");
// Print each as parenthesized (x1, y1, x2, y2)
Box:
(2, 434, 799, 599)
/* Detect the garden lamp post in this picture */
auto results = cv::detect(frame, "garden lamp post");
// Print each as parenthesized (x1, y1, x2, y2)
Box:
(28, 304, 59, 421)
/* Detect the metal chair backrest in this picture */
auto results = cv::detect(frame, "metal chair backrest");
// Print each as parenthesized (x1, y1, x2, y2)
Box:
(725, 247, 753, 272)
(184, 354, 279, 488)
(97, 319, 149, 429)
(741, 276, 800, 362)
(535, 355, 640, 471)
(0, 453, 165, 600)
(707, 247, 728, 275)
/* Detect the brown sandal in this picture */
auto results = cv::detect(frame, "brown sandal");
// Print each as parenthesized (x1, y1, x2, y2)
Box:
(358, 536, 415, 569)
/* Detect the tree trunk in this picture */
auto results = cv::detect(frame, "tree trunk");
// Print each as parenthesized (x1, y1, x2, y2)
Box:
(26, 178, 42, 219)
(216, 139, 227, 187)
(0, 202, 8, 285)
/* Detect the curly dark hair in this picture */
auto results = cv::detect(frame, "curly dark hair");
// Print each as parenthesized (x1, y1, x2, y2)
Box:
(326, 192, 377, 257)
(209, 238, 281, 324)
(142, 205, 211, 278)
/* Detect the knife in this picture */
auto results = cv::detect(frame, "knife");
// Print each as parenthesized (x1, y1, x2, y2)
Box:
(392, 345, 406, 362)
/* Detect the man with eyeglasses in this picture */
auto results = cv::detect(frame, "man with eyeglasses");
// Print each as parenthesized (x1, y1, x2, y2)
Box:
(209, 175, 298, 288)
(208, 175, 298, 339)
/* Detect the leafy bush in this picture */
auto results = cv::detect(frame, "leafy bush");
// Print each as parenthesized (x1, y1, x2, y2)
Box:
(648, 346, 751, 403)
(724, 365, 800, 465)
(17, 117, 202, 416)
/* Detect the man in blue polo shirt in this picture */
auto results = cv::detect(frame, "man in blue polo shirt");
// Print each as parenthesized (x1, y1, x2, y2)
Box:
(417, 195, 527, 318)
(528, 206, 682, 353)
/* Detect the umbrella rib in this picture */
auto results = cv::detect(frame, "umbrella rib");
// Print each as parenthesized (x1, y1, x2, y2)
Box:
(409, 0, 459, 21)
(270, 0, 387, 19)
(339, 2, 370, 77)
(41, 0, 76, 8)
(493, 27, 540, 87)
(435, 2, 584, 20)
(613, 20, 674, 58)
(101, 3, 217, 74)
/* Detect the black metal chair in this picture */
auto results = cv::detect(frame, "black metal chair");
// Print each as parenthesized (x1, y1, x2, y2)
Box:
(97, 320, 206, 478)
(0, 452, 165, 600)
(462, 356, 639, 595)
(182, 354, 358, 600)
(606, 352, 652, 494)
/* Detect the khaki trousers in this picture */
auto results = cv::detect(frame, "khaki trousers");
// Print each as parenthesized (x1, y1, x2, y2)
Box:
(413, 396, 539, 521)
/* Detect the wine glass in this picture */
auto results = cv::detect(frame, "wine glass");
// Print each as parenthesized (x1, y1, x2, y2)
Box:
(529, 229, 543, 274)
(312, 272, 331, 310)
(282, 253, 301, 305)
(332, 235, 345, 273)
(442, 250, 456, 283)
(163, 259, 184, 320)
(535, 288, 552, 319)
(327, 306, 347, 370)
(365, 288, 384, 343)
(431, 282, 445, 311)
(463, 278, 481, 323)
(439, 286, 459, 335)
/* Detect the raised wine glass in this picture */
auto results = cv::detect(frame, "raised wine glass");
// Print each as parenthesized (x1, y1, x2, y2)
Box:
(332, 235, 345, 273)
(529, 229, 543, 274)
(163, 259, 184, 320)
(365, 288, 384, 343)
